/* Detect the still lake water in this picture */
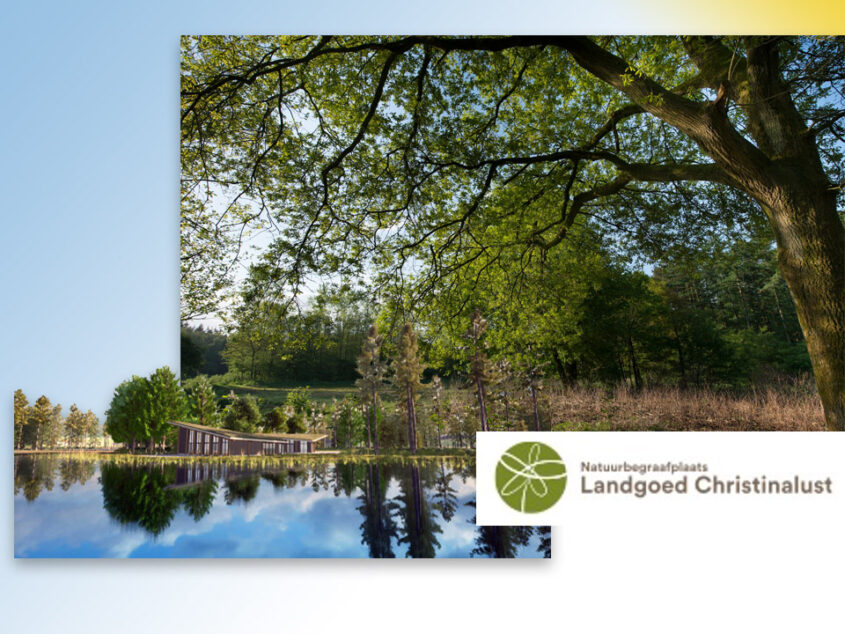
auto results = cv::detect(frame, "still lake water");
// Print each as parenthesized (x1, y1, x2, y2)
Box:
(14, 455, 549, 558)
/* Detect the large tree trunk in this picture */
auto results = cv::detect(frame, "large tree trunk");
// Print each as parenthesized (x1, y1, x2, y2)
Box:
(765, 192, 845, 430)
(560, 36, 845, 428)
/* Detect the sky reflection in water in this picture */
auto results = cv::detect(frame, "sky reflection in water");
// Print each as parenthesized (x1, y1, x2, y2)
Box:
(14, 455, 549, 558)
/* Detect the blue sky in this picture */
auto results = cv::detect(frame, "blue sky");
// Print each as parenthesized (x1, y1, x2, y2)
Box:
(0, 1, 646, 420)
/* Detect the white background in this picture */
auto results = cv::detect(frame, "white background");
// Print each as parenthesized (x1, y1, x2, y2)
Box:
(477, 432, 843, 526)
(476, 432, 843, 634)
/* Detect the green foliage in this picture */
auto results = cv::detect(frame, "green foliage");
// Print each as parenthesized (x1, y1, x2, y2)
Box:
(395, 324, 424, 394)
(222, 392, 261, 433)
(221, 282, 375, 383)
(180, 332, 203, 378)
(181, 36, 839, 425)
(15, 391, 98, 450)
(355, 324, 387, 450)
(378, 407, 405, 450)
(13, 389, 28, 449)
(105, 376, 150, 450)
(285, 386, 312, 416)
(83, 410, 100, 446)
(263, 406, 286, 432)
(285, 411, 307, 434)
(64, 405, 88, 447)
(147, 367, 187, 448)
(335, 395, 364, 448)
(722, 330, 812, 383)
(105, 367, 188, 452)
(24, 395, 53, 449)
(181, 325, 228, 379)
(42, 405, 63, 449)
(393, 324, 425, 451)
(578, 269, 668, 388)
(185, 374, 221, 427)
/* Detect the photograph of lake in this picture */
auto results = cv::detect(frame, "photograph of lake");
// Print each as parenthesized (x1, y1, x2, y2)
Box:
(14, 454, 548, 558)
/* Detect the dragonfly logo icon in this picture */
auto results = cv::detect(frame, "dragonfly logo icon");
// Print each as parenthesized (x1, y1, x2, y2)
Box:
(495, 442, 567, 513)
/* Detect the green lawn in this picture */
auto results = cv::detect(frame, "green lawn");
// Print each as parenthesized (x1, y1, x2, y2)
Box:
(211, 382, 359, 412)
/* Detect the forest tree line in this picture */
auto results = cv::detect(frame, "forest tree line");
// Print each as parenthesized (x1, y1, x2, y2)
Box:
(13, 389, 101, 450)
(184, 226, 810, 393)
(182, 285, 374, 383)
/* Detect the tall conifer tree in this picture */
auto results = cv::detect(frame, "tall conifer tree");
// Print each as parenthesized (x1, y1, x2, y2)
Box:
(13, 389, 28, 450)
(394, 324, 424, 453)
(466, 310, 491, 432)
(356, 325, 386, 453)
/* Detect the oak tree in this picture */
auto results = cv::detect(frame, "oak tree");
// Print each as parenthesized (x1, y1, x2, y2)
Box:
(182, 36, 845, 428)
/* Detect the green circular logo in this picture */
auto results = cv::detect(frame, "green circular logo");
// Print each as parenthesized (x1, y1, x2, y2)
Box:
(496, 442, 567, 513)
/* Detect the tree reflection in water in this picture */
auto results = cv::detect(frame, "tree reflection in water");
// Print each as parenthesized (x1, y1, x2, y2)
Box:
(466, 500, 547, 558)
(16, 455, 60, 502)
(223, 475, 260, 505)
(432, 462, 458, 522)
(100, 462, 182, 536)
(181, 479, 218, 521)
(15, 455, 546, 557)
(537, 526, 552, 558)
(357, 462, 398, 558)
(395, 464, 442, 558)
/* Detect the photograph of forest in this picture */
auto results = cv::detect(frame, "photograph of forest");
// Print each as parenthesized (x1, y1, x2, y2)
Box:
(180, 35, 844, 435)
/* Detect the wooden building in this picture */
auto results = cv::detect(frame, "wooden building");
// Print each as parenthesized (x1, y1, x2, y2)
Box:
(169, 421, 327, 456)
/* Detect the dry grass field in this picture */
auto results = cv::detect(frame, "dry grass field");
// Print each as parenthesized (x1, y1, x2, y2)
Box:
(546, 379, 825, 431)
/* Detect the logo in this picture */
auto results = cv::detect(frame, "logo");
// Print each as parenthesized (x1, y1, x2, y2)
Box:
(495, 442, 567, 513)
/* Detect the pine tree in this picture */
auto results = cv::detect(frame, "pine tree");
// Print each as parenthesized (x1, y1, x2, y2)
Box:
(26, 395, 53, 450)
(394, 323, 424, 453)
(356, 325, 386, 453)
(64, 404, 87, 447)
(83, 410, 99, 447)
(336, 395, 363, 448)
(516, 352, 549, 432)
(430, 375, 444, 448)
(13, 389, 28, 450)
(43, 405, 63, 449)
(491, 359, 514, 431)
(465, 310, 491, 432)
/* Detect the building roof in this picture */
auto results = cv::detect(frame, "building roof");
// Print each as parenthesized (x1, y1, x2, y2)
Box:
(168, 420, 328, 443)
